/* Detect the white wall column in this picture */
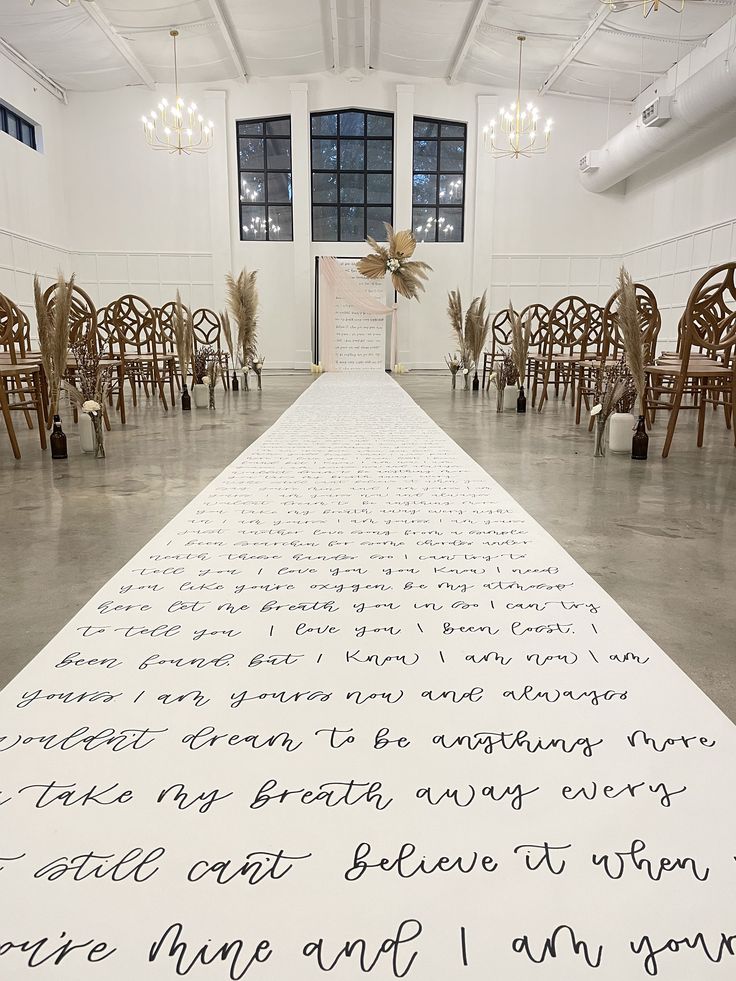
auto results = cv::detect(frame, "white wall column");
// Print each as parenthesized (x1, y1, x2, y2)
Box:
(290, 81, 312, 367)
(394, 83, 414, 367)
(472, 94, 495, 303)
(205, 89, 231, 312)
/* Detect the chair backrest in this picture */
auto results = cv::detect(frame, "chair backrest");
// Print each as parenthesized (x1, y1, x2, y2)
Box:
(43, 282, 97, 348)
(0, 293, 29, 361)
(546, 295, 593, 357)
(489, 308, 512, 359)
(192, 308, 222, 353)
(602, 282, 661, 363)
(684, 263, 736, 363)
(156, 301, 189, 356)
(519, 303, 550, 353)
(111, 294, 158, 354)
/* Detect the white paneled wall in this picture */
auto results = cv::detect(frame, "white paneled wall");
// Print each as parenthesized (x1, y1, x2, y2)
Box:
(623, 218, 736, 344)
(0, 227, 71, 327)
(490, 253, 623, 314)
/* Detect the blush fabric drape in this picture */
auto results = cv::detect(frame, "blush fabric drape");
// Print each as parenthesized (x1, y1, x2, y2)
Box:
(318, 256, 397, 370)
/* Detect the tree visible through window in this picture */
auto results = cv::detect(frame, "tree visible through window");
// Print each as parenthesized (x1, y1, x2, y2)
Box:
(412, 117, 466, 243)
(311, 109, 394, 242)
(236, 115, 293, 241)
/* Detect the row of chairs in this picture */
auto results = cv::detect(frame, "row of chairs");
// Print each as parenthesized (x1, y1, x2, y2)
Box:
(0, 286, 232, 459)
(481, 262, 736, 458)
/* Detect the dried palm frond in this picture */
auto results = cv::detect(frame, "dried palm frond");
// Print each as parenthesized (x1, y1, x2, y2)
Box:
(219, 310, 235, 361)
(447, 289, 464, 346)
(618, 265, 646, 414)
(510, 302, 532, 386)
(357, 223, 432, 301)
(465, 291, 490, 367)
(226, 269, 259, 369)
(173, 290, 193, 385)
(34, 271, 74, 419)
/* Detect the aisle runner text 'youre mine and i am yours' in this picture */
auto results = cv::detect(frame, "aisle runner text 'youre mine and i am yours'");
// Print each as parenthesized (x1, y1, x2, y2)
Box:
(0, 374, 734, 980)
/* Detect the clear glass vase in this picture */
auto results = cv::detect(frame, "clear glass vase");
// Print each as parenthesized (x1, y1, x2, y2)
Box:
(593, 416, 607, 458)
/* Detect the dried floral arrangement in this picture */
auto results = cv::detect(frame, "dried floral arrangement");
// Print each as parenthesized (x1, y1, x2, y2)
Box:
(445, 353, 461, 389)
(219, 310, 235, 369)
(34, 272, 75, 420)
(447, 289, 490, 387)
(226, 269, 258, 387)
(65, 333, 112, 458)
(510, 303, 532, 390)
(618, 265, 647, 416)
(192, 345, 215, 386)
(206, 357, 220, 410)
(358, 224, 432, 301)
(491, 350, 519, 411)
(591, 356, 636, 457)
(173, 291, 193, 387)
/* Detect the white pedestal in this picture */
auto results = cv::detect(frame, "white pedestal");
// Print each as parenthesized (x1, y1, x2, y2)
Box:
(609, 412, 635, 453)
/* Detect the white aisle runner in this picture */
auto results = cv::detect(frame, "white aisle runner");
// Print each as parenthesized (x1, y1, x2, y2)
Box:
(1, 373, 735, 980)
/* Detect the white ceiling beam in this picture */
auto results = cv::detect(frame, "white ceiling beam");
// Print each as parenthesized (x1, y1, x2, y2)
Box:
(448, 0, 491, 84)
(539, 7, 610, 95)
(328, 0, 340, 72)
(78, 1, 155, 90)
(363, 0, 371, 73)
(208, 0, 248, 80)
(0, 37, 67, 104)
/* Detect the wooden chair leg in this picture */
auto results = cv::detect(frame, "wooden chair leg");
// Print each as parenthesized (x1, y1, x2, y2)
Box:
(662, 377, 687, 458)
(0, 379, 21, 459)
(153, 363, 168, 411)
(537, 361, 552, 412)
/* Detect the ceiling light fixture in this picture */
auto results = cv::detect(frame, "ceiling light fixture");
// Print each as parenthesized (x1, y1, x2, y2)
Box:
(140, 30, 213, 155)
(29, 0, 74, 5)
(601, 0, 685, 17)
(484, 36, 552, 160)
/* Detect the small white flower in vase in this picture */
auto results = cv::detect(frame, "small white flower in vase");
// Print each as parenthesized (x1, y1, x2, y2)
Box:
(387, 257, 402, 274)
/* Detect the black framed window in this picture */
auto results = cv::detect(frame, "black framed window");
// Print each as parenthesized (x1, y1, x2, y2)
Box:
(1, 102, 37, 150)
(412, 117, 466, 243)
(311, 109, 393, 242)
(236, 115, 292, 241)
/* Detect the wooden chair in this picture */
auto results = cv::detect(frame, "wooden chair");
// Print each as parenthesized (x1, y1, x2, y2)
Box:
(518, 303, 550, 405)
(155, 301, 184, 404)
(481, 308, 512, 390)
(0, 293, 47, 459)
(646, 263, 736, 458)
(96, 303, 128, 424)
(536, 296, 596, 413)
(110, 294, 169, 411)
(192, 308, 229, 390)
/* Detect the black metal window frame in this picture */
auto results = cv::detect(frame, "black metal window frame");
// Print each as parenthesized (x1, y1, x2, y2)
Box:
(310, 108, 394, 242)
(236, 114, 293, 242)
(412, 116, 466, 243)
(0, 102, 37, 150)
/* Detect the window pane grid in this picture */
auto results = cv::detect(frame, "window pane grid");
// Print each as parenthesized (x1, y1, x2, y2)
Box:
(310, 109, 394, 242)
(1, 103, 37, 150)
(236, 115, 293, 241)
(412, 116, 466, 243)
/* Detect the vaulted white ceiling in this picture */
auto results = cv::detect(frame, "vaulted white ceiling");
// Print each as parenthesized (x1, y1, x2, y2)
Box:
(1, 0, 735, 102)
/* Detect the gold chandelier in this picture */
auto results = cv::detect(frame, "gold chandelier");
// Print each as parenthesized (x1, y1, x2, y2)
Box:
(600, 0, 685, 15)
(141, 30, 213, 155)
(484, 36, 552, 159)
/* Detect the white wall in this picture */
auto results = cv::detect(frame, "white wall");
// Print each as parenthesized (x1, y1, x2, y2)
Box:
(0, 55, 70, 325)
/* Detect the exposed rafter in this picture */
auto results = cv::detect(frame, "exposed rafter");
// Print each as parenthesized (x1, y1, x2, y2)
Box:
(363, 0, 372, 73)
(78, 0, 155, 90)
(328, 0, 340, 72)
(0, 37, 67, 104)
(448, 0, 491, 84)
(539, 7, 610, 95)
(208, 0, 248, 80)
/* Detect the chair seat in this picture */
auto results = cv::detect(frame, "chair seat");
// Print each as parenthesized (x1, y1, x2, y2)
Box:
(647, 363, 730, 377)
(0, 362, 40, 375)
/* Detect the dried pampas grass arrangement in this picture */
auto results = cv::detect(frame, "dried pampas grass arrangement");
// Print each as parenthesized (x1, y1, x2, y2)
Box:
(34, 271, 75, 420)
(358, 223, 432, 301)
(447, 289, 472, 387)
(226, 269, 259, 387)
(510, 303, 531, 389)
(465, 292, 490, 380)
(219, 310, 234, 363)
(618, 265, 646, 416)
(173, 291, 193, 387)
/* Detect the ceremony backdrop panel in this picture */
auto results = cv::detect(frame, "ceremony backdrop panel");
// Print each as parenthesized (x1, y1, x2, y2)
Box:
(0, 373, 734, 979)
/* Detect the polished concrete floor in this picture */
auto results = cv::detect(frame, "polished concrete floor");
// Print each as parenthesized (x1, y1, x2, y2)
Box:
(2, 371, 735, 721)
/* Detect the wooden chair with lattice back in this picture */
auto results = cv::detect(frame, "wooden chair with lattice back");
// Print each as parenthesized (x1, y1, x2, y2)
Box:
(155, 301, 185, 404)
(0, 293, 47, 459)
(519, 303, 550, 406)
(95, 302, 128, 424)
(646, 263, 736, 457)
(536, 295, 596, 413)
(481, 308, 512, 390)
(192, 307, 229, 390)
(42, 281, 100, 427)
(110, 294, 168, 411)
